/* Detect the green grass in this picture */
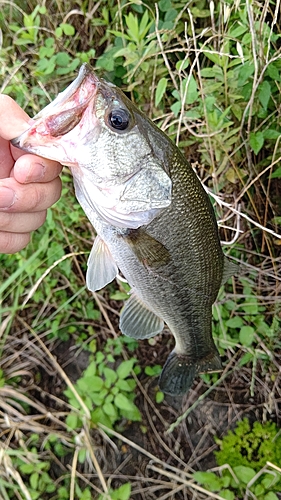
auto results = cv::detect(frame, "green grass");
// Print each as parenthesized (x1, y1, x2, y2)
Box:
(1, 0, 281, 499)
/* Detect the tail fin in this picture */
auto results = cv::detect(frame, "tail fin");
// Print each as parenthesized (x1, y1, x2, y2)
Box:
(159, 352, 197, 396)
(159, 350, 222, 396)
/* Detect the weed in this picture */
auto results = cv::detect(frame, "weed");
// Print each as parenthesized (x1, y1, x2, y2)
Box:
(97, 483, 131, 500)
(65, 344, 141, 431)
(215, 418, 281, 471)
(194, 418, 281, 500)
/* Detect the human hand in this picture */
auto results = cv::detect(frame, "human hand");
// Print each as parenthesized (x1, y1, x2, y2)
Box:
(0, 95, 62, 253)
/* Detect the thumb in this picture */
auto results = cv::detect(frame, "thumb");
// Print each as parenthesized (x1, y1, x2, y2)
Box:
(0, 95, 31, 140)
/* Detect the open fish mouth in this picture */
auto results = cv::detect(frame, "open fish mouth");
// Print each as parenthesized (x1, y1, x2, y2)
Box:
(11, 64, 100, 163)
(11, 64, 172, 228)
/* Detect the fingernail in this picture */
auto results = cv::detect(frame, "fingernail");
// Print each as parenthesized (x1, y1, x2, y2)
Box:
(0, 187, 16, 208)
(26, 162, 46, 182)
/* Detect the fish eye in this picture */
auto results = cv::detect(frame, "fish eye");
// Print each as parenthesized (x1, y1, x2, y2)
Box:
(108, 108, 130, 131)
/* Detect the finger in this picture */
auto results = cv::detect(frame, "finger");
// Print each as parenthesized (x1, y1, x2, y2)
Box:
(0, 96, 33, 179)
(0, 210, 47, 234)
(0, 231, 30, 254)
(14, 154, 63, 184)
(0, 96, 31, 140)
(0, 136, 14, 179)
(0, 176, 62, 212)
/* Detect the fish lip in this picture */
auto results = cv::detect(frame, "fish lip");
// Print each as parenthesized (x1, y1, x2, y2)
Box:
(33, 63, 99, 119)
(11, 63, 100, 148)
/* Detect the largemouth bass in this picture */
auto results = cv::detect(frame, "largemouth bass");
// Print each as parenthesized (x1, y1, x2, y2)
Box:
(12, 64, 235, 396)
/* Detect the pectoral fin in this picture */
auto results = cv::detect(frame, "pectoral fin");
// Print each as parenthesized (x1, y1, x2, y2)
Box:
(122, 229, 170, 268)
(120, 294, 164, 339)
(86, 235, 118, 291)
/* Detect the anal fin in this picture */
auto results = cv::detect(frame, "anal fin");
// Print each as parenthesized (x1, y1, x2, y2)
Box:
(86, 235, 118, 292)
(119, 294, 164, 339)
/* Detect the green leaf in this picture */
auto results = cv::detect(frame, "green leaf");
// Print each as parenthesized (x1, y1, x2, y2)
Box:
(125, 13, 139, 43)
(226, 317, 244, 329)
(103, 402, 118, 419)
(116, 379, 135, 392)
(114, 393, 135, 411)
(96, 52, 116, 71)
(77, 375, 104, 392)
(145, 365, 162, 376)
(156, 391, 164, 403)
(80, 488, 92, 500)
(171, 101, 181, 116)
(103, 367, 117, 386)
(60, 23, 75, 36)
(239, 325, 255, 346)
(239, 352, 253, 366)
(220, 490, 235, 500)
(176, 59, 189, 71)
(193, 471, 222, 491)
(159, 0, 172, 12)
(185, 109, 201, 119)
(83, 361, 97, 378)
(266, 63, 281, 82)
(254, 484, 265, 496)
(238, 62, 254, 86)
(228, 25, 248, 37)
(264, 493, 279, 500)
(55, 27, 63, 37)
(20, 463, 34, 474)
(30, 472, 39, 490)
(24, 14, 35, 28)
(249, 131, 264, 155)
(164, 8, 178, 22)
(110, 291, 128, 300)
(111, 483, 131, 500)
(271, 166, 281, 179)
(263, 129, 281, 140)
(233, 465, 256, 484)
(242, 302, 258, 314)
(184, 75, 198, 104)
(78, 448, 87, 463)
(200, 67, 223, 78)
(56, 52, 70, 66)
(258, 80, 271, 110)
(116, 359, 135, 379)
(203, 48, 221, 65)
(139, 11, 152, 39)
(155, 77, 168, 106)
(66, 413, 80, 429)
(91, 408, 112, 428)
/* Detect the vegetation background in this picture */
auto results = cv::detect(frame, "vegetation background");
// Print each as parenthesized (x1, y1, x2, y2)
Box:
(0, 0, 281, 499)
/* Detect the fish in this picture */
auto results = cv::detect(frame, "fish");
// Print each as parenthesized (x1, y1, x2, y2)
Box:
(12, 64, 237, 396)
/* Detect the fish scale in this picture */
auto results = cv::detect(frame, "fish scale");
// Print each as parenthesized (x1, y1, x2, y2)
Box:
(12, 64, 236, 396)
